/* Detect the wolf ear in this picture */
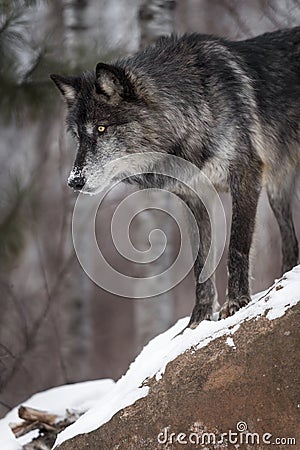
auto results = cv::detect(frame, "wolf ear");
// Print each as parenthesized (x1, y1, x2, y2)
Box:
(95, 63, 134, 101)
(50, 74, 79, 104)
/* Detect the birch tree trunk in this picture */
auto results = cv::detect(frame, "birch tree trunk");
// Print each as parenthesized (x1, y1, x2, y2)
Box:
(139, 0, 176, 47)
(60, 0, 93, 380)
(134, 0, 177, 351)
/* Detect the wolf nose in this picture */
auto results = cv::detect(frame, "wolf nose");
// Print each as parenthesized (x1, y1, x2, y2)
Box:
(68, 176, 86, 190)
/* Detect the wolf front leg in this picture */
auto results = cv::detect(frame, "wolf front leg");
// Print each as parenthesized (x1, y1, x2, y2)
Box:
(219, 161, 262, 319)
(180, 194, 218, 328)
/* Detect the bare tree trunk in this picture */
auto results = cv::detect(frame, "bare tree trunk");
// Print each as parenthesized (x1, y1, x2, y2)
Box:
(139, 0, 176, 48)
(60, 0, 92, 380)
(134, 0, 177, 351)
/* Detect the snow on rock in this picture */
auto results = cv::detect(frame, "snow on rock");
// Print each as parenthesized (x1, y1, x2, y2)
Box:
(0, 379, 114, 450)
(226, 336, 236, 348)
(1, 266, 299, 450)
(55, 265, 300, 448)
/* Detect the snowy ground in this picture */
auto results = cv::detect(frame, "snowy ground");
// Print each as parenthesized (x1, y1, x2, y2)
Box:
(0, 379, 115, 450)
(1, 265, 299, 449)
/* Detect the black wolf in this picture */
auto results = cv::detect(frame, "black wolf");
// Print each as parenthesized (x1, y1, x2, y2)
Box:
(51, 27, 300, 327)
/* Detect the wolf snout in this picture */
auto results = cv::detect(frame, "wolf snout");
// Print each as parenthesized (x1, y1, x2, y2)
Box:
(68, 175, 86, 191)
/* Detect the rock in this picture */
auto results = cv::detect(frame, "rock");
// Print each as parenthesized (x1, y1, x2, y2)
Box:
(58, 302, 300, 450)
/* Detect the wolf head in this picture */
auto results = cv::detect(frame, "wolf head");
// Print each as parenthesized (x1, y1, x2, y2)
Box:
(50, 63, 170, 194)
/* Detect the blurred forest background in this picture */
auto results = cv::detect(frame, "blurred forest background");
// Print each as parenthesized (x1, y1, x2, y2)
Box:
(1, 0, 300, 417)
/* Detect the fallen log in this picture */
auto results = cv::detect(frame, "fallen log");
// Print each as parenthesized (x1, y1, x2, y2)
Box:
(9, 406, 82, 449)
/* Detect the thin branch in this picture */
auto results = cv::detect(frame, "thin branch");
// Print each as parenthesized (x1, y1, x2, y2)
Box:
(0, 399, 12, 410)
(0, 342, 17, 359)
(21, 48, 44, 84)
(6, 283, 29, 344)
(267, 0, 295, 27)
(27, 207, 71, 384)
(0, 251, 76, 392)
(222, 0, 254, 37)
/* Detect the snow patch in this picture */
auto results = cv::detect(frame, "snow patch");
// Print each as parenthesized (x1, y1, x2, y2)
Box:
(226, 336, 236, 348)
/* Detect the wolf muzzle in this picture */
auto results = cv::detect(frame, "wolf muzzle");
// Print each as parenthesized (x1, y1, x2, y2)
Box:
(68, 175, 86, 191)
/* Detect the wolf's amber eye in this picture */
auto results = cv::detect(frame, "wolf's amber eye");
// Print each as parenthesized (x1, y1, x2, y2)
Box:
(98, 125, 106, 133)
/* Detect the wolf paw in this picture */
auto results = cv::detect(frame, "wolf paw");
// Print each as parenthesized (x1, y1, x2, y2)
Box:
(173, 312, 211, 337)
(218, 296, 250, 320)
(186, 305, 213, 329)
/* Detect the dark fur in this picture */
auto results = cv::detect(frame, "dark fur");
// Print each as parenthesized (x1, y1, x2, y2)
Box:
(51, 27, 300, 326)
